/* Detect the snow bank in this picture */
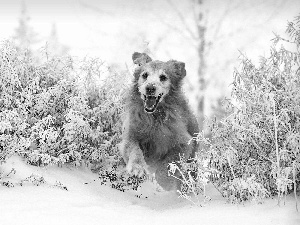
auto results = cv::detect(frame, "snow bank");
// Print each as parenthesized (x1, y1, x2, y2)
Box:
(0, 156, 299, 225)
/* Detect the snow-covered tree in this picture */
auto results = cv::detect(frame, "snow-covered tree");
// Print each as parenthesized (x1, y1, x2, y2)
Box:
(45, 23, 69, 58)
(13, 1, 38, 55)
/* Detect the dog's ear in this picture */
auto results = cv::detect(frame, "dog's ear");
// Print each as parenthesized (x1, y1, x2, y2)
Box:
(166, 60, 186, 79)
(132, 52, 152, 66)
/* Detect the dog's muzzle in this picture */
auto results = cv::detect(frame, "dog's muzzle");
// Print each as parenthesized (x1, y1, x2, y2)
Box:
(143, 93, 163, 113)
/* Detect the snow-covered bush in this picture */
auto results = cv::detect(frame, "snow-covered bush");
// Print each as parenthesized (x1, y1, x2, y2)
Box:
(207, 17, 299, 203)
(172, 16, 300, 204)
(168, 152, 212, 206)
(0, 41, 126, 169)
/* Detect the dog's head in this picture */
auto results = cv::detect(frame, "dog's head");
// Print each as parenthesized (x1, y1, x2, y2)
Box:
(132, 52, 186, 113)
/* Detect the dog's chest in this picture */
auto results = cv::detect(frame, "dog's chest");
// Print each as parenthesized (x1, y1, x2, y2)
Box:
(138, 120, 170, 148)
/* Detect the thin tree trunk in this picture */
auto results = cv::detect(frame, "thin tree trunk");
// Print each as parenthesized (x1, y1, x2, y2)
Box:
(196, 0, 206, 131)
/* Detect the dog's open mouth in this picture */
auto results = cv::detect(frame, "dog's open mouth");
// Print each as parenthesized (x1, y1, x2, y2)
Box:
(143, 93, 163, 113)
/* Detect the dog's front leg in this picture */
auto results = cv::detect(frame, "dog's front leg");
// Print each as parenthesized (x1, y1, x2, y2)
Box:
(119, 139, 148, 177)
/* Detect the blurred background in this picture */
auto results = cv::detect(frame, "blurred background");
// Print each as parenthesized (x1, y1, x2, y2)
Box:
(0, 0, 299, 126)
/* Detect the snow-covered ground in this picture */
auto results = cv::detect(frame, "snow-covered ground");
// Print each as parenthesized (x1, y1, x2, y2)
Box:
(0, 156, 299, 225)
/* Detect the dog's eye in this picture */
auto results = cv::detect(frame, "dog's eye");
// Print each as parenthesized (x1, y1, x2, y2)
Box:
(160, 74, 167, 82)
(142, 72, 148, 79)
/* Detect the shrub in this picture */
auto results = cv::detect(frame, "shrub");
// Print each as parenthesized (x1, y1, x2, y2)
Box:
(0, 41, 125, 169)
(168, 152, 212, 206)
(171, 16, 300, 205)
(210, 16, 299, 203)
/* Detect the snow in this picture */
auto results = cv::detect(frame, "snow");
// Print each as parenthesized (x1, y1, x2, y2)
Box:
(1, 156, 299, 225)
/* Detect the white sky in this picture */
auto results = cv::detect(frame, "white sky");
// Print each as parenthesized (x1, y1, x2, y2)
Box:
(0, 0, 299, 112)
(1, 0, 298, 63)
(0, 0, 181, 62)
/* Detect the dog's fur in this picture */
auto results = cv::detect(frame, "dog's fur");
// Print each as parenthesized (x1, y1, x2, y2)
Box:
(119, 52, 199, 191)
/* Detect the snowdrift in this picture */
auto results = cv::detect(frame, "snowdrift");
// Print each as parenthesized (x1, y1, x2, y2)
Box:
(0, 156, 299, 225)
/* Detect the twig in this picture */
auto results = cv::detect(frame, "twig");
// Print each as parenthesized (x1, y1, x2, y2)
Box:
(210, 181, 226, 198)
(227, 155, 236, 179)
(226, 145, 236, 179)
(293, 162, 299, 212)
(169, 163, 201, 205)
(272, 95, 281, 206)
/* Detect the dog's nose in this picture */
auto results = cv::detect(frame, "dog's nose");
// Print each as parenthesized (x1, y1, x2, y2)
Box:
(146, 84, 156, 95)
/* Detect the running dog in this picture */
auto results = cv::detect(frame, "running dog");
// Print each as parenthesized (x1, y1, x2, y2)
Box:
(120, 52, 199, 191)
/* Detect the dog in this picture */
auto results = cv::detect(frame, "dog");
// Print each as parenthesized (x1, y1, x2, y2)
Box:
(119, 52, 199, 191)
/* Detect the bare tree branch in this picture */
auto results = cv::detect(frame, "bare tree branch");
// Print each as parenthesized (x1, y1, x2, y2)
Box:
(210, 0, 238, 42)
(191, 0, 199, 29)
(166, 0, 198, 41)
(264, 0, 287, 22)
(78, 1, 114, 16)
(153, 12, 198, 47)
(210, 0, 287, 48)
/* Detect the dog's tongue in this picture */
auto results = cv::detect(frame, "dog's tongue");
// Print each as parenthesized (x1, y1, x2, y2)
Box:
(145, 96, 156, 109)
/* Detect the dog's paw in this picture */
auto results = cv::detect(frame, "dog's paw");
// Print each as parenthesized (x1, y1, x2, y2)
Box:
(126, 161, 148, 177)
